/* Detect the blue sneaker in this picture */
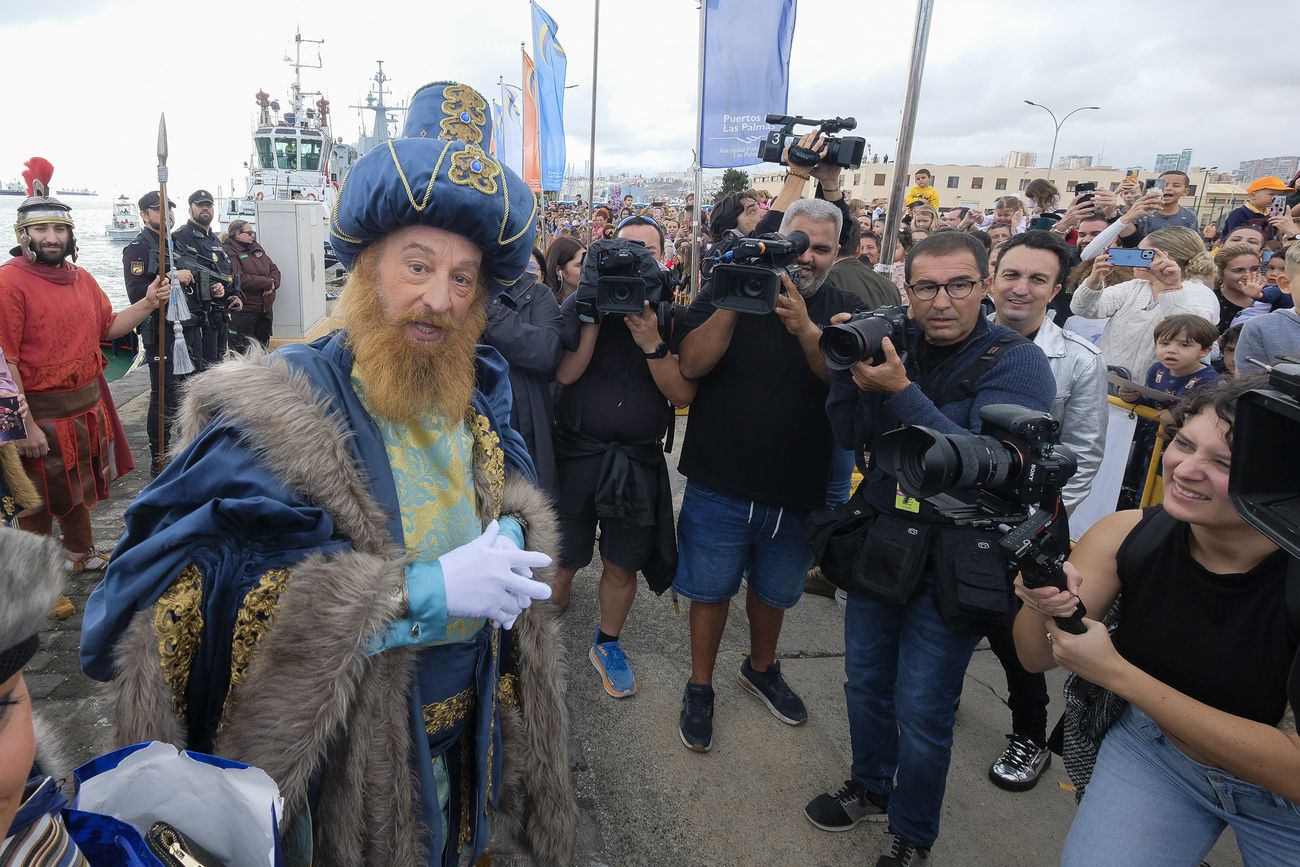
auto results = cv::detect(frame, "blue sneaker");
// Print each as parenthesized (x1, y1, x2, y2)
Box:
(590, 630, 637, 698)
(739, 656, 807, 725)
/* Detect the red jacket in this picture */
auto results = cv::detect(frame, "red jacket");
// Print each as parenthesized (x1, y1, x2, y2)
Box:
(222, 239, 281, 313)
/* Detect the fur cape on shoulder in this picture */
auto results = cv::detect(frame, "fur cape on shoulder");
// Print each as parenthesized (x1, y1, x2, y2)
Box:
(107, 347, 576, 866)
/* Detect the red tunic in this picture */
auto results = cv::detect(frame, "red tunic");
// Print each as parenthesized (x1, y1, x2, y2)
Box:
(0, 257, 134, 514)
(0, 256, 114, 391)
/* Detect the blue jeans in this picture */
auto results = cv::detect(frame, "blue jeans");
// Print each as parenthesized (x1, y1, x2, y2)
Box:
(673, 482, 814, 609)
(1063, 705, 1300, 865)
(826, 447, 856, 506)
(844, 579, 981, 847)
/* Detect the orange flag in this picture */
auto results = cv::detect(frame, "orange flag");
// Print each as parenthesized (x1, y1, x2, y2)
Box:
(521, 48, 542, 193)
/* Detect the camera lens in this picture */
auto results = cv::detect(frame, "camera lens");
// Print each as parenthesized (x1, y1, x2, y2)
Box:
(611, 285, 632, 305)
(740, 277, 765, 299)
(875, 427, 1021, 498)
(819, 316, 893, 371)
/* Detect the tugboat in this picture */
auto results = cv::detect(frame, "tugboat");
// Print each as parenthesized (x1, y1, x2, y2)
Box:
(219, 29, 359, 238)
(105, 195, 140, 242)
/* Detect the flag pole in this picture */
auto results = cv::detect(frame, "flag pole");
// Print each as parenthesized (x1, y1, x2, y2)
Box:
(877, 0, 934, 277)
(691, 0, 706, 299)
(587, 0, 601, 239)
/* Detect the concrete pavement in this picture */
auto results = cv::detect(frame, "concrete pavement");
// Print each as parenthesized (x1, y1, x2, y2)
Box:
(31, 380, 1243, 866)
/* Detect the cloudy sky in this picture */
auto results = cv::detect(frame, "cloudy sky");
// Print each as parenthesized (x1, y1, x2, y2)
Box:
(3, 0, 1295, 197)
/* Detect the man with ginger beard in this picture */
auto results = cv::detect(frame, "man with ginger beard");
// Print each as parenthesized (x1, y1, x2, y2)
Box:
(79, 81, 577, 866)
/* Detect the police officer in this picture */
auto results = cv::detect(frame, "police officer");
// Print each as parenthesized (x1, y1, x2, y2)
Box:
(122, 190, 199, 475)
(171, 189, 242, 364)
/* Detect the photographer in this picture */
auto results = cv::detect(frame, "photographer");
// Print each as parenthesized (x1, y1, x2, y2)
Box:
(806, 233, 1055, 865)
(551, 217, 694, 699)
(674, 199, 862, 752)
(1014, 378, 1300, 864)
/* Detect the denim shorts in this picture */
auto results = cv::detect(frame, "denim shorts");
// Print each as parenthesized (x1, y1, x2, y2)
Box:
(673, 481, 814, 610)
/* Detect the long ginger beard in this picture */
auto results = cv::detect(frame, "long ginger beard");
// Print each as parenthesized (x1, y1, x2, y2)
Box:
(340, 248, 487, 423)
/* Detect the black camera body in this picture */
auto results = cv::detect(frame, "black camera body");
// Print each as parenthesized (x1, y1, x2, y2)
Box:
(758, 114, 867, 170)
(709, 230, 809, 315)
(1231, 361, 1300, 559)
(575, 237, 675, 330)
(819, 306, 910, 370)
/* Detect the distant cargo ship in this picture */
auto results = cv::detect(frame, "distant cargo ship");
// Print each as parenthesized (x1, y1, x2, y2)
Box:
(58, 187, 98, 196)
(0, 182, 98, 196)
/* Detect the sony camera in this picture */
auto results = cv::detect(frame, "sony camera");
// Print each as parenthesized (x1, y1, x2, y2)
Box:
(708, 230, 809, 315)
(575, 237, 675, 325)
(1231, 361, 1300, 558)
(758, 114, 867, 170)
(819, 306, 910, 370)
(874, 403, 1084, 631)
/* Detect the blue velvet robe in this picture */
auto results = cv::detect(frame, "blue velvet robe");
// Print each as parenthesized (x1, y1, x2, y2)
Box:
(80, 331, 537, 865)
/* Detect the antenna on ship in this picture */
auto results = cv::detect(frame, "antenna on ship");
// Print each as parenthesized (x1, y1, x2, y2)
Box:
(350, 60, 407, 151)
(287, 28, 325, 127)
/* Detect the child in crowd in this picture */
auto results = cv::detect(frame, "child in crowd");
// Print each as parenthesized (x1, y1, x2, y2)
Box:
(1214, 323, 1242, 377)
(1236, 243, 1300, 373)
(1117, 314, 1220, 506)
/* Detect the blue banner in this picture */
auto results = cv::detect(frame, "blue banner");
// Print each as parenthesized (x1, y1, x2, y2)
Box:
(490, 100, 502, 156)
(699, 0, 797, 169)
(499, 83, 524, 180)
(531, 2, 568, 192)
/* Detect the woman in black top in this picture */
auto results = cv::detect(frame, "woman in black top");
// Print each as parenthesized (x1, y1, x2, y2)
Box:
(1014, 378, 1300, 865)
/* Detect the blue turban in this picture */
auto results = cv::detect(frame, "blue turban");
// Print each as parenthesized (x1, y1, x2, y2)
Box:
(329, 80, 538, 292)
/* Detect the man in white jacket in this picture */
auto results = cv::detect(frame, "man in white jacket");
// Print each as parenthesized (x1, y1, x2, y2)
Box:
(980, 229, 1109, 794)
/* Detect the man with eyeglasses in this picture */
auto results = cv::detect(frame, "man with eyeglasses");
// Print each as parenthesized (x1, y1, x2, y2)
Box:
(808, 232, 1054, 866)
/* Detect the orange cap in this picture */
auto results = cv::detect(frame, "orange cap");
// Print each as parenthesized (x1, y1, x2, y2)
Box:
(1246, 176, 1295, 194)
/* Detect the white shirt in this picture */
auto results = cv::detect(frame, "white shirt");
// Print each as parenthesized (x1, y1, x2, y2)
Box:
(1068, 277, 1218, 377)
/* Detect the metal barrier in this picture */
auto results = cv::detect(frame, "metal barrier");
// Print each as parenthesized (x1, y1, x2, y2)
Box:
(1108, 395, 1167, 508)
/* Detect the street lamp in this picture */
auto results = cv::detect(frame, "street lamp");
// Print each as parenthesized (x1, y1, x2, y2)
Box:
(1023, 101, 1100, 181)
(1194, 166, 1218, 224)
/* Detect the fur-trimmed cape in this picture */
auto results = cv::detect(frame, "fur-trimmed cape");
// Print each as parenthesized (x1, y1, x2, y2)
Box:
(102, 344, 576, 866)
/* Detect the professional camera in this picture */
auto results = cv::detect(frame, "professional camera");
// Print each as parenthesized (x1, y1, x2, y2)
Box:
(819, 306, 910, 370)
(1231, 360, 1300, 558)
(758, 114, 867, 170)
(708, 230, 809, 315)
(875, 404, 1086, 632)
(575, 237, 675, 325)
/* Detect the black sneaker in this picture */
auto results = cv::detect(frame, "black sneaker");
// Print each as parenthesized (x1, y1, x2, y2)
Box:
(988, 734, 1051, 792)
(679, 681, 714, 752)
(804, 779, 887, 831)
(876, 830, 930, 867)
(738, 657, 807, 725)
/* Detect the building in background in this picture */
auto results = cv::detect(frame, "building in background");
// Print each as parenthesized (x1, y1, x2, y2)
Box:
(1056, 155, 1094, 170)
(1238, 155, 1300, 182)
(1002, 150, 1037, 168)
(1154, 149, 1193, 174)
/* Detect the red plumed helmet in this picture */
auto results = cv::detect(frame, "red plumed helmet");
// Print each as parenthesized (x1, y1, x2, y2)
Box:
(22, 157, 54, 197)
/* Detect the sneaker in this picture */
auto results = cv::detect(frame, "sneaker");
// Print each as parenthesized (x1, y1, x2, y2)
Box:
(804, 779, 887, 831)
(589, 631, 637, 698)
(876, 830, 929, 867)
(988, 734, 1051, 792)
(738, 657, 807, 725)
(679, 681, 714, 752)
(804, 566, 837, 598)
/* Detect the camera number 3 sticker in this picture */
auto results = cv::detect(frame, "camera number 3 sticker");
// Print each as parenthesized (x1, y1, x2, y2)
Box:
(894, 487, 921, 513)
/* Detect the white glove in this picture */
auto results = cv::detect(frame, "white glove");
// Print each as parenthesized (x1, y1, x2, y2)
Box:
(442, 520, 552, 628)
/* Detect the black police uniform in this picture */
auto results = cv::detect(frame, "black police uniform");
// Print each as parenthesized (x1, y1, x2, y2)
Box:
(170, 217, 241, 364)
(122, 221, 200, 469)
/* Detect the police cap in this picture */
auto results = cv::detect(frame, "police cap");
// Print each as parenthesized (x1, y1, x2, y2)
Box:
(138, 191, 176, 211)
(188, 189, 215, 205)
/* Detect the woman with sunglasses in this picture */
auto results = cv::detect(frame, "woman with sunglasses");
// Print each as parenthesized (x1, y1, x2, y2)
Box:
(221, 220, 281, 350)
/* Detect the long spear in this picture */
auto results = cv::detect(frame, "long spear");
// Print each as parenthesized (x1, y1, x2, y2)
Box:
(156, 114, 169, 460)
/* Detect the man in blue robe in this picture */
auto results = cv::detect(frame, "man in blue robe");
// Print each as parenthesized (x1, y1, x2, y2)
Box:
(79, 81, 577, 867)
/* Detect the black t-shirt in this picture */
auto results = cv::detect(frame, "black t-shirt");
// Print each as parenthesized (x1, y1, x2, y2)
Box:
(677, 279, 863, 511)
(555, 308, 670, 444)
(1114, 509, 1295, 725)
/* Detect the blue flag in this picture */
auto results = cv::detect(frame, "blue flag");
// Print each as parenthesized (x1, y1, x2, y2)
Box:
(499, 82, 525, 180)
(531, 1, 567, 192)
(699, 0, 797, 168)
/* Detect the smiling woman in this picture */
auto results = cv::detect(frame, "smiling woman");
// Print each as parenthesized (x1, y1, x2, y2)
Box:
(1013, 376, 1300, 865)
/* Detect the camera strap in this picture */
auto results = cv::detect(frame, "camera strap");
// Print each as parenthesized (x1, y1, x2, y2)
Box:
(928, 333, 1026, 409)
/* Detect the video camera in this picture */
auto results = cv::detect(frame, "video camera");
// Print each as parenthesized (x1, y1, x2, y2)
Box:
(819, 306, 910, 370)
(575, 237, 675, 328)
(874, 404, 1085, 633)
(1231, 361, 1300, 559)
(758, 114, 867, 170)
(707, 230, 809, 315)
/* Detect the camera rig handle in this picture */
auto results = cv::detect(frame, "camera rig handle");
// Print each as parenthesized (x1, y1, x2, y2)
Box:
(764, 114, 858, 135)
(1000, 496, 1087, 635)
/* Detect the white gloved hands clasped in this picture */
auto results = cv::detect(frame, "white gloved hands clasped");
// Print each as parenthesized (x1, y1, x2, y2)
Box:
(441, 520, 552, 628)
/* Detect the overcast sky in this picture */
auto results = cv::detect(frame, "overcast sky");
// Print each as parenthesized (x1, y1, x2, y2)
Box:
(3, 0, 1295, 198)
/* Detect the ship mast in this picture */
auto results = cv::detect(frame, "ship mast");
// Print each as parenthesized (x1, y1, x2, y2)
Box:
(350, 60, 407, 150)
(288, 29, 324, 126)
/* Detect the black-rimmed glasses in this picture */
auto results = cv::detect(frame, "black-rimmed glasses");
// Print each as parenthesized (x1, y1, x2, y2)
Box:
(906, 277, 982, 300)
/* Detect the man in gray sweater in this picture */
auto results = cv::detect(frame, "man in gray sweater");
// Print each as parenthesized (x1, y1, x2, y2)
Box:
(1236, 245, 1300, 373)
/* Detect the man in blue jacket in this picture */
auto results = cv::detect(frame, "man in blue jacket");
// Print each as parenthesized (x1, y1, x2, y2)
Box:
(806, 232, 1056, 867)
